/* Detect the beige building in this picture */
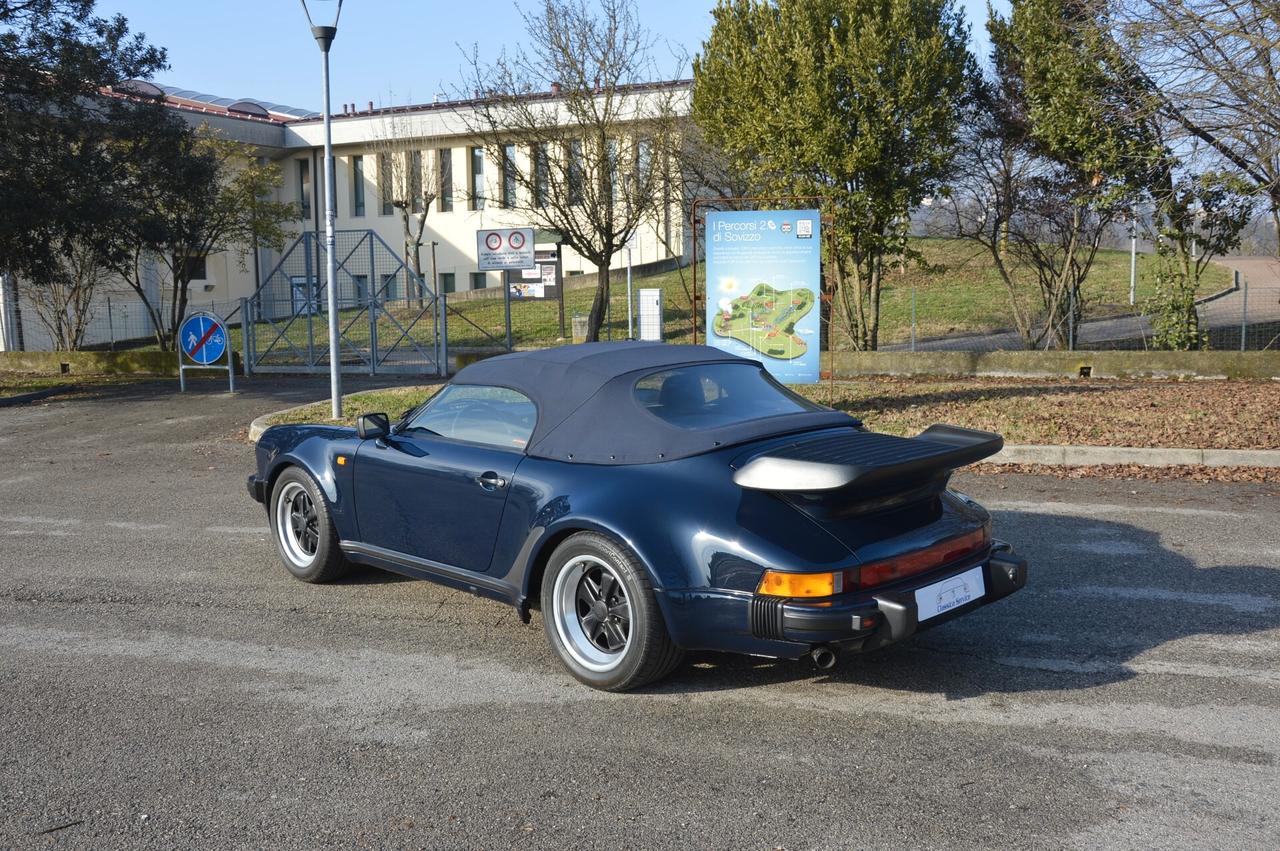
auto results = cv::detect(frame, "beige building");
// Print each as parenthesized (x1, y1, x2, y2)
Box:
(0, 80, 690, 353)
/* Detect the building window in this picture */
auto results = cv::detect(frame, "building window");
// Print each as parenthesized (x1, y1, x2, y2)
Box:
(183, 256, 207, 281)
(469, 146, 485, 210)
(438, 148, 453, 212)
(351, 155, 365, 217)
(439, 272, 455, 294)
(567, 139, 584, 206)
(351, 274, 368, 303)
(605, 138, 619, 200)
(501, 143, 517, 209)
(381, 272, 399, 300)
(635, 137, 652, 197)
(409, 150, 424, 214)
(532, 143, 549, 209)
(297, 159, 311, 219)
(377, 152, 393, 215)
(470, 271, 488, 290)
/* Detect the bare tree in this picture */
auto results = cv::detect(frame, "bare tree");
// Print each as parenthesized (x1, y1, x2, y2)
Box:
(1118, 0, 1280, 252)
(370, 106, 437, 284)
(948, 85, 1119, 349)
(456, 0, 684, 341)
(27, 240, 108, 350)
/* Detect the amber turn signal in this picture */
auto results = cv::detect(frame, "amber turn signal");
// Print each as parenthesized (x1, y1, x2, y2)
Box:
(757, 569, 842, 598)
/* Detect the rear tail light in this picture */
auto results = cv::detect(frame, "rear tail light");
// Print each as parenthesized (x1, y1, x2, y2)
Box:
(757, 569, 841, 598)
(755, 523, 990, 598)
(847, 523, 990, 590)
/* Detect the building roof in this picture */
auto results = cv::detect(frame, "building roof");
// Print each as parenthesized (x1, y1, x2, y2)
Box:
(286, 78, 692, 127)
(108, 80, 319, 123)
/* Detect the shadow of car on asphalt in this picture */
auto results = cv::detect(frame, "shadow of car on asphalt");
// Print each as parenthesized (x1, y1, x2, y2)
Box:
(653, 510, 1280, 699)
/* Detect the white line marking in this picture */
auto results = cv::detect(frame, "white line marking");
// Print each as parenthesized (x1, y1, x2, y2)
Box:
(5, 529, 74, 537)
(0, 475, 34, 486)
(205, 526, 268, 534)
(1061, 584, 1276, 614)
(104, 521, 169, 531)
(0, 515, 80, 527)
(986, 500, 1252, 520)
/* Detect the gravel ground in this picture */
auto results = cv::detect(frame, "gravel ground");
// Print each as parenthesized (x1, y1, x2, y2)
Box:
(816, 376, 1280, 449)
(263, 376, 1280, 451)
(1, 376, 1278, 849)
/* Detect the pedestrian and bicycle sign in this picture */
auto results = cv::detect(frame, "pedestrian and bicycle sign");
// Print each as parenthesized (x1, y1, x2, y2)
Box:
(181, 313, 227, 364)
(476, 227, 536, 271)
(178, 311, 236, 392)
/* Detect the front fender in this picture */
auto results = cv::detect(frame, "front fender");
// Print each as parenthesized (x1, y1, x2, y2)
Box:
(255, 424, 362, 540)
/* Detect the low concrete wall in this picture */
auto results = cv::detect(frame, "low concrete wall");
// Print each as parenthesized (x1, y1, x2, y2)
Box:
(0, 350, 240, 376)
(830, 350, 1280, 380)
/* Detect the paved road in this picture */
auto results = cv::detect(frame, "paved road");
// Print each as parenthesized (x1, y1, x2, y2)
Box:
(2, 378, 1279, 848)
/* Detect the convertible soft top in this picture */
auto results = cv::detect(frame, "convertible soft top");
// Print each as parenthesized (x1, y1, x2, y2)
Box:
(450, 342, 854, 465)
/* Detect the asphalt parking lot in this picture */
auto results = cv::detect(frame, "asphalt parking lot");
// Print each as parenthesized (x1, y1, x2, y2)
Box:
(1, 376, 1278, 849)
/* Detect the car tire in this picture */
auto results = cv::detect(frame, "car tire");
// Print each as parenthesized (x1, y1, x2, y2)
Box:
(269, 466, 350, 583)
(541, 531, 683, 691)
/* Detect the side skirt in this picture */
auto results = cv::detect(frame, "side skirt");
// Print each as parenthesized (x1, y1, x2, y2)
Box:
(339, 541, 521, 608)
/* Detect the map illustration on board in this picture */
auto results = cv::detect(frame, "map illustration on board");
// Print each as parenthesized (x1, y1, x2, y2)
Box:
(712, 283, 815, 360)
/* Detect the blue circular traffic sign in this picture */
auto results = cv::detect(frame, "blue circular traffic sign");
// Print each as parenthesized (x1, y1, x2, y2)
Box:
(180, 312, 228, 365)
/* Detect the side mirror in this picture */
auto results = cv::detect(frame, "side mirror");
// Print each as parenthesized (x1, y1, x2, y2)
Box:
(356, 412, 390, 440)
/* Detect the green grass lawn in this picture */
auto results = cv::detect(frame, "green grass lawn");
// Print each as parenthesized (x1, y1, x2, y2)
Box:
(461, 238, 1228, 350)
(875, 239, 1230, 345)
(144, 238, 1235, 362)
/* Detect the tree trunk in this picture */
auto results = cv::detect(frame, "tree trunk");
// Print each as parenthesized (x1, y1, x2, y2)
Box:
(867, 260, 882, 351)
(1271, 203, 1280, 259)
(586, 263, 610, 342)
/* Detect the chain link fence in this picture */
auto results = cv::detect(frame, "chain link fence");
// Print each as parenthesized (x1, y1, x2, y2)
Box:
(876, 270, 1279, 353)
(244, 230, 443, 375)
(4, 244, 1276, 362)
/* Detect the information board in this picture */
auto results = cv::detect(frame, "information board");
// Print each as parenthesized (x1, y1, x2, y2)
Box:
(704, 209, 821, 384)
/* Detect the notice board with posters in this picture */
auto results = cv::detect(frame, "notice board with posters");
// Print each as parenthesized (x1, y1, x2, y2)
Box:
(705, 209, 821, 383)
(504, 246, 561, 300)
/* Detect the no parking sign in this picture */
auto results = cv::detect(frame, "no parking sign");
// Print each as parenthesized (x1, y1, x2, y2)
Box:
(178, 311, 235, 392)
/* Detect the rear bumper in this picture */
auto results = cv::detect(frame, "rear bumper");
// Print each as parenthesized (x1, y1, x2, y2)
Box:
(730, 545, 1027, 656)
(247, 474, 267, 504)
(777, 548, 1026, 646)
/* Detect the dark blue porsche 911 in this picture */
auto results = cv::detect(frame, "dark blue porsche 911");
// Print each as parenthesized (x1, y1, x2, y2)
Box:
(249, 342, 1026, 690)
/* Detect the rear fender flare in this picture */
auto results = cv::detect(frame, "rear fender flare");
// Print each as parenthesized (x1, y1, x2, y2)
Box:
(516, 514, 685, 606)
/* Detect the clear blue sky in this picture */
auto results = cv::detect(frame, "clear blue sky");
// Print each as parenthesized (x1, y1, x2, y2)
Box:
(103, 0, 1003, 112)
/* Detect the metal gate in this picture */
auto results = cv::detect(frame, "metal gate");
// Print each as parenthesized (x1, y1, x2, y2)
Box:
(243, 230, 443, 375)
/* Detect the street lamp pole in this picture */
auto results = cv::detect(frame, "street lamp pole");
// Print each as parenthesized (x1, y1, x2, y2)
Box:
(301, 0, 344, 419)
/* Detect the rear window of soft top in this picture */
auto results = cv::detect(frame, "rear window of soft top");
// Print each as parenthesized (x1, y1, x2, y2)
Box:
(634, 363, 822, 429)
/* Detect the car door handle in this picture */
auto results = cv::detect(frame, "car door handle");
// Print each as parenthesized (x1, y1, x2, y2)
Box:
(475, 471, 507, 490)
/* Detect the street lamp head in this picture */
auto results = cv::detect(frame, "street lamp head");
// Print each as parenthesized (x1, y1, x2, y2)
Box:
(300, 0, 343, 49)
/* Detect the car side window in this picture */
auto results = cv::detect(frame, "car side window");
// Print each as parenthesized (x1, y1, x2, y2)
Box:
(403, 384, 536, 450)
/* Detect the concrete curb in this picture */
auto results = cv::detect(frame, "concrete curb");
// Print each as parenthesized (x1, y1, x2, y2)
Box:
(0, 384, 79, 408)
(248, 401, 315, 443)
(990, 444, 1280, 468)
(249, 400, 1280, 467)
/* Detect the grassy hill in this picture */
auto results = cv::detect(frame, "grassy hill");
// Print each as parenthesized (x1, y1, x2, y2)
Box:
(443, 237, 1231, 350)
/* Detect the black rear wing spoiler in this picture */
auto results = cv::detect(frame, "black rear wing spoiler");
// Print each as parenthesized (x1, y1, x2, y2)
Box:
(732, 425, 1004, 492)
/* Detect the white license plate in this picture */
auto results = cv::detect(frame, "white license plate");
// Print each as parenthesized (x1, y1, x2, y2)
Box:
(915, 565, 986, 621)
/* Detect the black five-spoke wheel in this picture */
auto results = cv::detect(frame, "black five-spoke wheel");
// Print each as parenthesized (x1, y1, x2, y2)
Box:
(270, 467, 349, 583)
(542, 532, 683, 691)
